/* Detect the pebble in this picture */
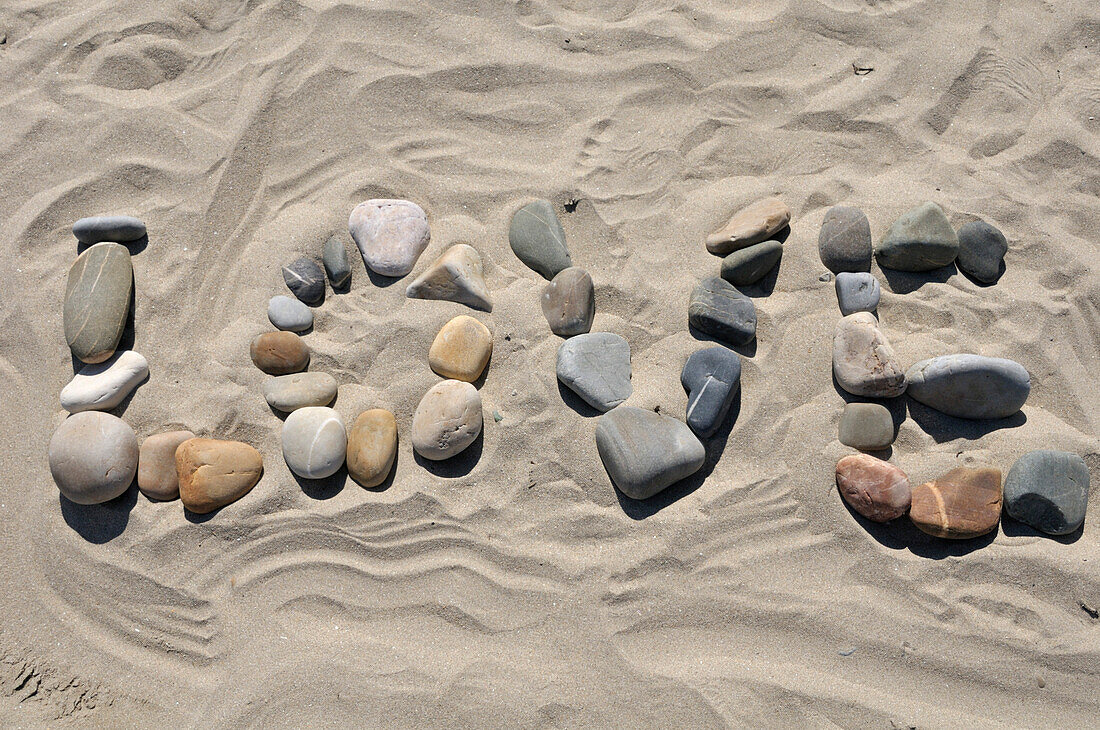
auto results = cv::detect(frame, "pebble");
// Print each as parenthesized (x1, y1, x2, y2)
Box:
(705, 198, 790, 255)
(405, 243, 492, 311)
(956, 220, 1007, 283)
(834, 272, 881, 316)
(429, 315, 492, 382)
(346, 409, 398, 487)
(687, 277, 757, 347)
(176, 438, 264, 514)
(833, 312, 907, 398)
(556, 332, 632, 412)
(508, 199, 571, 279)
(72, 215, 146, 243)
(48, 411, 138, 504)
(411, 380, 483, 460)
(876, 202, 959, 271)
(905, 354, 1029, 419)
(595, 406, 705, 500)
(281, 407, 347, 479)
(250, 331, 309, 375)
(64, 242, 133, 364)
(1004, 450, 1089, 535)
(262, 372, 338, 412)
(137, 430, 195, 500)
(541, 267, 594, 337)
(835, 453, 911, 521)
(348, 198, 431, 277)
(282, 257, 325, 304)
(838, 402, 894, 450)
(267, 295, 313, 332)
(323, 235, 351, 288)
(681, 346, 741, 438)
(60, 350, 149, 413)
(720, 240, 783, 286)
(910, 467, 1003, 539)
(818, 205, 872, 273)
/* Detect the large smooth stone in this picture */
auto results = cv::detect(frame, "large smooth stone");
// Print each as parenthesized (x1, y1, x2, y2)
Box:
(282, 257, 325, 305)
(429, 315, 492, 382)
(835, 453, 911, 521)
(411, 380, 483, 460)
(348, 199, 430, 277)
(267, 295, 313, 332)
(720, 240, 783, 286)
(910, 467, 1002, 539)
(681, 347, 741, 438)
(687, 277, 756, 347)
(64, 242, 133, 364)
(250, 331, 309, 375)
(818, 206, 872, 273)
(595, 406, 705, 500)
(541, 267, 594, 337)
(905, 354, 1029, 419)
(706, 198, 790, 255)
(48, 411, 138, 504)
(323, 235, 351, 288)
(1004, 450, 1089, 535)
(346, 409, 397, 488)
(838, 402, 894, 450)
(282, 407, 346, 479)
(176, 438, 263, 514)
(876, 202, 959, 271)
(556, 332, 632, 412)
(262, 372, 338, 412)
(956, 220, 1007, 283)
(60, 350, 148, 413)
(508, 199, 571, 279)
(833, 312, 906, 398)
(405, 244, 492, 311)
(72, 215, 146, 243)
(137, 430, 195, 500)
(834, 272, 880, 316)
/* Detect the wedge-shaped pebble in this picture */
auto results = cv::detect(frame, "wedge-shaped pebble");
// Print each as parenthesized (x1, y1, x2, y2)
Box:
(60, 350, 148, 413)
(876, 202, 958, 271)
(323, 235, 351, 288)
(138, 430, 195, 500)
(687, 277, 756, 347)
(49, 412, 138, 504)
(905, 354, 1029, 419)
(509, 199, 571, 279)
(64, 242, 133, 364)
(595, 406, 705, 500)
(176, 438, 263, 514)
(706, 198, 790, 255)
(406, 244, 492, 311)
(556, 332, 632, 412)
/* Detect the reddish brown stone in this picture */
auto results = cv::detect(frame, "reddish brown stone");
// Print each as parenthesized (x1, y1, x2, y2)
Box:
(176, 438, 263, 514)
(250, 331, 309, 375)
(836, 453, 911, 522)
(910, 467, 1002, 539)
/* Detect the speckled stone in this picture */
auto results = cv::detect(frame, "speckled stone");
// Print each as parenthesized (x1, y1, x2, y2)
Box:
(267, 295, 313, 332)
(282, 257, 325, 305)
(556, 332, 632, 412)
(834, 272, 881, 316)
(137, 430, 195, 500)
(956, 220, 1007, 283)
(1004, 450, 1089, 535)
(64, 242, 133, 364)
(346, 409, 398, 488)
(250, 331, 310, 375)
(595, 406, 705, 500)
(49, 411, 138, 504)
(687, 277, 756, 347)
(176, 438, 264, 514)
(281, 407, 346, 479)
(706, 198, 790, 255)
(508, 199, 571, 279)
(323, 235, 351, 288)
(541, 267, 594, 337)
(876, 202, 959, 271)
(349, 199, 431, 277)
(429, 315, 492, 382)
(72, 215, 146, 243)
(835, 453, 910, 522)
(411, 380, 483, 460)
(832, 312, 906, 398)
(818, 206, 872, 273)
(838, 402, 894, 450)
(905, 354, 1029, 419)
(720, 240, 783, 286)
(910, 467, 1002, 539)
(405, 244, 492, 311)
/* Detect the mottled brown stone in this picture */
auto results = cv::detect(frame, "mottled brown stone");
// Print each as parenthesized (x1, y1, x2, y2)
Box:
(176, 438, 263, 514)
(250, 331, 309, 375)
(836, 453, 911, 522)
(910, 467, 1002, 539)
(428, 315, 492, 382)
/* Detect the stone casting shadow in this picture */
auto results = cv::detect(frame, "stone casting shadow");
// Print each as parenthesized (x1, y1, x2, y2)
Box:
(77, 233, 149, 255)
(366, 268, 404, 288)
(184, 468, 266, 523)
(61, 485, 137, 543)
(1000, 513, 1083, 544)
(557, 381, 603, 418)
(879, 262, 957, 295)
(70, 282, 137, 374)
(841, 498, 997, 558)
(295, 466, 348, 500)
(687, 325, 757, 359)
(413, 430, 483, 478)
(351, 447, 398, 493)
(906, 399, 1026, 443)
(958, 259, 1006, 287)
(734, 250, 783, 299)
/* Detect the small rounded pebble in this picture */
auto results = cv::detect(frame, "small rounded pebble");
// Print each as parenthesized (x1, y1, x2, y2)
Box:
(838, 402, 894, 450)
(250, 331, 310, 375)
(541, 267, 594, 337)
(1004, 450, 1089, 535)
(910, 467, 1002, 539)
(956, 220, 1008, 284)
(282, 257, 325, 304)
(282, 407, 347, 479)
(429, 315, 492, 382)
(346, 409, 397, 488)
(509, 199, 571, 280)
(720, 240, 783, 286)
(72, 215, 146, 243)
(262, 372, 338, 412)
(176, 438, 263, 514)
(834, 272, 881, 316)
(268, 295, 313, 332)
(411, 380, 483, 460)
(60, 350, 149, 413)
(835, 453, 911, 521)
(818, 206, 872, 273)
(49, 412, 138, 504)
(138, 430, 195, 500)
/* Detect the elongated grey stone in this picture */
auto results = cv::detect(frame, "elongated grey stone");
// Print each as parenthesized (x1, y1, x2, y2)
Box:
(509, 199, 571, 279)
(64, 242, 133, 364)
(876, 202, 959, 271)
(906, 354, 1030, 419)
(323, 236, 351, 288)
(681, 347, 741, 438)
(282, 257, 325, 304)
(556, 332, 632, 412)
(268, 295, 313, 332)
(835, 272, 880, 316)
(720, 240, 782, 286)
(1004, 450, 1089, 535)
(72, 215, 146, 243)
(687, 277, 756, 347)
(595, 406, 705, 500)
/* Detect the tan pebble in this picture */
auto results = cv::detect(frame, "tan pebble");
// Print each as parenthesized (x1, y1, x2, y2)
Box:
(346, 409, 398, 487)
(176, 438, 263, 514)
(910, 466, 1002, 539)
(250, 331, 309, 375)
(836, 453, 910, 522)
(428, 315, 492, 382)
(705, 198, 790, 255)
(411, 380, 482, 460)
(137, 430, 195, 500)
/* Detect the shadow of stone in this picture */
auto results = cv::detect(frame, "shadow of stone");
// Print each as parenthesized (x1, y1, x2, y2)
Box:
(958, 259, 1006, 287)
(413, 430, 482, 478)
(557, 380, 603, 418)
(60, 485, 137, 543)
(687, 324, 757, 358)
(879, 262, 957, 295)
(840, 496, 998, 557)
(367, 267, 404, 288)
(1000, 510, 1083, 544)
(77, 234, 148, 255)
(294, 465, 348, 500)
(734, 252, 782, 298)
(906, 399, 1026, 443)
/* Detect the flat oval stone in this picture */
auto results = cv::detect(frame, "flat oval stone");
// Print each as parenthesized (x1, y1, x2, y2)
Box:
(429, 315, 492, 382)
(262, 372, 338, 412)
(838, 402, 894, 450)
(906, 354, 1029, 419)
(541, 267, 594, 337)
(835, 272, 880, 316)
(818, 205, 872, 273)
(49, 411, 138, 504)
(1004, 450, 1089, 535)
(556, 332, 632, 412)
(956, 220, 1007, 283)
(687, 277, 756, 347)
(720, 240, 783, 286)
(835, 453, 910, 522)
(910, 466, 1002, 539)
(282, 257, 325, 304)
(137, 430, 195, 500)
(876, 202, 959, 271)
(250, 331, 309, 375)
(681, 346, 741, 438)
(346, 409, 397, 487)
(72, 215, 146, 243)
(833, 312, 906, 398)
(323, 235, 351, 288)
(706, 198, 790, 255)
(348, 199, 430, 277)
(267, 295, 313, 332)
(64, 242, 133, 364)
(405, 243, 492, 311)
(411, 380, 483, 460)
(282, 407, 346, 479)
(176, 438, 263, 514)
(60, 349, 149, 413)
(509, 199, 571, 279)
(595, 406, 705, 500)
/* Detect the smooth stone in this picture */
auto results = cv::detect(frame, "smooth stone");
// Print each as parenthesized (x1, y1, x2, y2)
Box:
(176, 438, 263, 514)
(64, 242, 133, 364)
(60, 350, 149, 413)
(687, 277, 756, 347)
(411, 380, 483, 460)
(282, 257, 325, 305)
(348, 199, 430, 277)
(719, 240, 783, 286)
(876, 202, 959, 271)
(956, 220, 1007, 283)
(429, 315, 492, 382)
(137, 430, 195, 500)
(705, 198, 790, 255)
(595, 406, 705, 500)
(72, 215, 146, 243)
(508, 199, 571, 279)
(834, 272, 881, 316)
(833, 312, 907, 398)
(910, 467, 1002, 539)
(346, 409, 398, 488)
(323, 235, 351, 288)
(267, 295, 313, 332)
(905, 354, 1030, 419)
(556, 332, 632, 412)
(405, 244, 492, 311)
(541, 267, 594, 337)
(835, 453, 911, 522)
(281, 407, 346, 479)
(262, 372, 338, 412)
(838, 402, 894, 450)
(681, 347, 741, 438)
(818, 206, 872, 273)
(48, 411, 138, 504)
(250, 331, 309, 375)
(1004, 451, 1089, 535)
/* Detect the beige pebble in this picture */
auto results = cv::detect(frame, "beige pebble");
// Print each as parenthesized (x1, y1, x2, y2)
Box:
(428, 315, 492, 382)
(705, 198, 790, 255)
(411, 380, 483, 460)
(138, 430, 195, 500)
(346, 409, 398, 487)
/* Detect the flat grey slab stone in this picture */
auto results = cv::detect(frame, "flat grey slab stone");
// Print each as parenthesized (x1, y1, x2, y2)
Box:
(595, 406, 705, 500)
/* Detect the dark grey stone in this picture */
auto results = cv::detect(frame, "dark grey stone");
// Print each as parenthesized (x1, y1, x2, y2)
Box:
(720, 240, 782, 286)
(268, 295, 314, 332)
(1004, 450, 1089, 535)
(956, 220, 1007, 283)
(72, 215, 146, 243)
(556, 332, 631, 412)
(681, 347, 741, 438)
(687, 277, 756, 347)
(595, 406, 705, 500)
(835, 272, 881, 316)
(282, 257, 325, 304)
(323, 236, 351, 288)
(508, 199, 571, 279)
(838, 402, 894, 450)
(818, 206, 872, 273)
(876, 202, 959, 271)
(906, 354, 1030, 419)
(64, 242, 133, 364)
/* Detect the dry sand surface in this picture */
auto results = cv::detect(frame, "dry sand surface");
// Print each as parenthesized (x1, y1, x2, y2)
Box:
(1, 0, 1099, 726)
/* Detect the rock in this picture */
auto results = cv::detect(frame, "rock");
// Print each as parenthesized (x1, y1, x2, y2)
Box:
(556, 332, 632, 412)
(687, 277, 756, 347)
(323, 235, 351, 288)
(262, 372, 338, 412)
(835, 454, 910, 522)
(60, 350, 149, 413)
(834, 272, 881, 316)
(63, 242, 133, 364)
(48, 411, 138, 504)
(705, 198, 790, 255)
(429, 315, 492, 382)
(281, 407, 347, 479)
(876, 202, 959, 271)
(267, 295, 313, 332)
(681, 347, 741, 438)
(508, 199, 571, 279)
(956, 220, 1007, 283)
(176, 438, 263, 514)
(906, 354, 1030, 419)
(348, 199, 430, 277)
(137, 430, 195, 500)
(818, 206, 872, 273)
(250, 331, 310, 375)
(910, 467, 1002, 539)
(346, 409, 398, 487)
(282, 257, 325, 305)
(541, 267, 594, 337)
(411, 380, 483, 460)
(1004, 450, 1089, 535)
(72, 215, 146, 243)
(405, 243, 492, 311)
(595, 406, 705, 500)
(719, 240, 783, 286)
(833, 312, 907, 398)
(838, 402, 894, 450)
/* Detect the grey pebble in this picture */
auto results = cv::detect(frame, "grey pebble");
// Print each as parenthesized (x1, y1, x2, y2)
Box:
(1004, 450, 1088, 535)
(268, 295, 314, 332)
(818, 206, 872, 273)
(838, 402, 894, 450)
(73, 215, 146, 243)
(282, 257, 325, 304)
(835, 272, 881, 316)
(556, 332, 632, 412)
(323, 236, 351, 289)
(688, 277, 756, 347)
(595, 406, 705, 500)
(906, 354, 1030, 419)
(876, 202, 959, 272)
(681, 347, 741, 438)
(720, 240, 782, 286)
(956, 220, 1007, 284)
(509, 199, 571, 279)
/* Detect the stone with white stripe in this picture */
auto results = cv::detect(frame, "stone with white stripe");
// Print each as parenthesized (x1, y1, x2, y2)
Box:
(681, 347, 741, 438)
(282, 257, 325, 304)
(281, 406, 346, 479)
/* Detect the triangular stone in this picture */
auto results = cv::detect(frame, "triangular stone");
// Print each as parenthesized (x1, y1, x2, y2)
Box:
(405, 244, 492, 311)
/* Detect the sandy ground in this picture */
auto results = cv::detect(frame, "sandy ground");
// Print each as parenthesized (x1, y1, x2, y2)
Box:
(1, 0, 1098, 727)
